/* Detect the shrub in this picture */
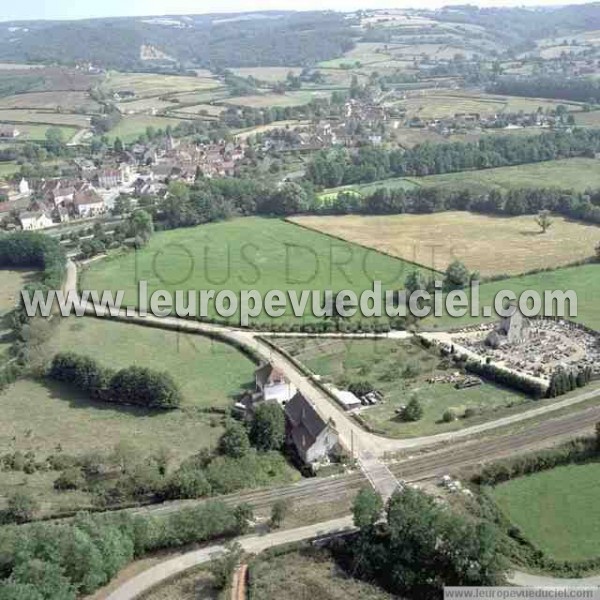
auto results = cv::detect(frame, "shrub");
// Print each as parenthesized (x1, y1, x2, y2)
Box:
(249, 403, 285, 452)
(402, 397, 423, 422)
(218, 421, 251, 458)
(54, 468, 85, 491)
(108, 366, 182, 409)
(5, 491, 39, 524)
(442, 409, 456, 423)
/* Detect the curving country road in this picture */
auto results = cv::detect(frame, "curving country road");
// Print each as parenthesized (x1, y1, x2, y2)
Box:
(61, 260, 600, 597)
(65, 259, 600, 460)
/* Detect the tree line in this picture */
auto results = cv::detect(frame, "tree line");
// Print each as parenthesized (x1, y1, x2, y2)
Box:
(488, 76, 600, 104)
(0, 501, 251, 599)
(327, 185, 600, 225)
(305, 129, 600, 187)
(48, 352, 183, 409)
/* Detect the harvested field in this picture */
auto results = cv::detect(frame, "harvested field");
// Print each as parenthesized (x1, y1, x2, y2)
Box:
(289, 212, 600, 276)
(101, 72, 220, 98)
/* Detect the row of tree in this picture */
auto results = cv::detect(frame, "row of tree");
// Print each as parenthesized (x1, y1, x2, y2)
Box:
(474, 436, 598, 486)
(327, 186, 600, 225)
(48, 352, 182, 409)
(488, 76, 600, 104)
(306, 129, 600, 187)
(0, 501, 250, 598)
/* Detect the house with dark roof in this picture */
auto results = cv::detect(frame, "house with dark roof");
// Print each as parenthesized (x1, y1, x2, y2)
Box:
(284, 392, 339, 466)
(255, 363, 297, 406)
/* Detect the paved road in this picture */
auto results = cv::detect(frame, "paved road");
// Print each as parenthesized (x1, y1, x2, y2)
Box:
(105, 516, 355, 600)
(102, 512, 600, 600)
(509, 571, 600, 587)
(65, 258, 600, 460)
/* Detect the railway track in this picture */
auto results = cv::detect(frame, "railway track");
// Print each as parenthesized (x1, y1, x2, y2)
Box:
(128, 403, 600, 518)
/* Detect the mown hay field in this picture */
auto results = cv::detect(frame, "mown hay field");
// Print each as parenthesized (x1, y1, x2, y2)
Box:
(289, 212, 600, 276)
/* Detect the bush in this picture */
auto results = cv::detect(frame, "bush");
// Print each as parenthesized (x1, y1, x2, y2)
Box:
(249, 403, 285, 452)
(4, 491, 39, 524)
(218, 421, 251, 458)
(442, 409, 456, 423)
(402, 397, 423, 422)
(54, 468, 85, 491)
(348, 380, 374, 397)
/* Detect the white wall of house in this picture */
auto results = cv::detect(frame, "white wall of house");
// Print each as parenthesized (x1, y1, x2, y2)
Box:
(305, 427, 338, 465)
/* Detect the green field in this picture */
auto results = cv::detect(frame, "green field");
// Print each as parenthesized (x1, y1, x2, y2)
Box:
(321, 158, 600, 198)
(274, 337, 527, 438)
(230, 67, 302, 83)
(250, 549, 393, 599)
(81, 217, 433, 326)
(0, 161, 19, 177)
(416, 158, 600, 193)
(107, 115, 184, 142)
(0, 317, 258, 512)
(424, 263, 600, 332)
(491, 463, 600, 562)
(222, 90, 329, 108)
(0, 109, 90, 128)
(48, 318, 256, 411)
(101, 72, 220, 98)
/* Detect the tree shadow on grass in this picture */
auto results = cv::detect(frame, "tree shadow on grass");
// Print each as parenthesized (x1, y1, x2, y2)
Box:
(43, 379, 168, 419)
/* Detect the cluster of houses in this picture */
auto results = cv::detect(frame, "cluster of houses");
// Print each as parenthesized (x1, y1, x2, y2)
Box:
(236, 363, 341, 467)
(260, 98, 394, 153)
(411, 109, 564, 136)
(0, 135, 247, 231)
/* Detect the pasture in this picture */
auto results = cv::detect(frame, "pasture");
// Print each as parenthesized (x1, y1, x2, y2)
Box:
(0, 162, 20, 177)
(168, 88, 229, 105)
(173, 103, 226, 117)
(223, 91, 329, 108)
(424, 263, 600, 331)
(397, 91, 579, 120)
(416, 158, 600, 192)
(289, 212, 600, 276)
(8, 123, 79, 142)
(0, 91, 101, 112)
(230, 67, 302, 82)
(0, 109, 90, 128)
(0, 317, 256, 510)
(47, 318, 256, 411)
(81, 217, 433, 326)
(275, 337, 527, 438)
(322, 158, 600, 197)
(490, 463, 600, 562)
(575, 110, 600, 128)
(116, 97, 180, 115)
(106, 115, 184, 142)
(101, 72, 220, 98)
(0, 269, 37, 314)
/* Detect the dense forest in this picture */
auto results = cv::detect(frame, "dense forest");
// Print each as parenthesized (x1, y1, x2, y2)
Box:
(488, 76, 600, 104)
(305, 130, 600, 187)
(0, 12, 357, 70)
